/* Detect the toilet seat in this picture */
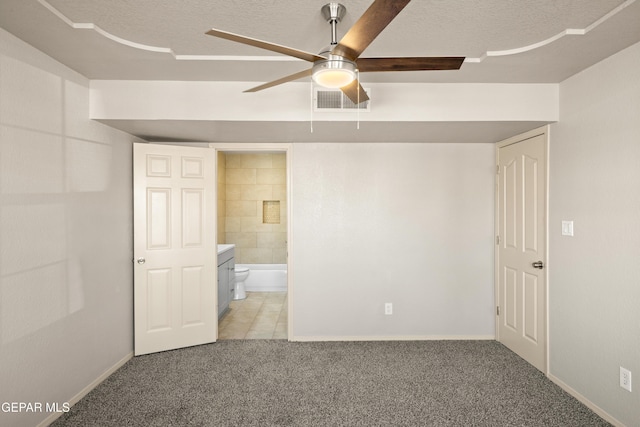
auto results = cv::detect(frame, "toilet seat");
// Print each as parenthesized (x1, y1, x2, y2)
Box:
(235, 266, 249, 273)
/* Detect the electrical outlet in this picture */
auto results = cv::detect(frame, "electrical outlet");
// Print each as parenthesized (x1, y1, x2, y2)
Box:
(620, 367, 632, 392)
(384, 303, 393, 315)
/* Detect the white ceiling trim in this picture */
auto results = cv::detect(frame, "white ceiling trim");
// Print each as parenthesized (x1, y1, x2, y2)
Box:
(38, 0, 636, 65)
(37, 0, 302, 62)
(469, 0, 637, 62)
(37, 0, 170, 53)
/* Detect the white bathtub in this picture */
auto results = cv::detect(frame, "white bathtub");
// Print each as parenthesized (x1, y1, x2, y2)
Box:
(237, 264, 287, 292)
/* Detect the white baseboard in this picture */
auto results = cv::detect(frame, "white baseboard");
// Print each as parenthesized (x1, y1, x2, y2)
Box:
(290, 335, 495, 342)
(38, 351, 133, 427)
(548, 373, 625, 427)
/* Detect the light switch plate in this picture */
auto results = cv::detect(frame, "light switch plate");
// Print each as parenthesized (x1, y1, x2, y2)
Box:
(561, 220, 574, 236)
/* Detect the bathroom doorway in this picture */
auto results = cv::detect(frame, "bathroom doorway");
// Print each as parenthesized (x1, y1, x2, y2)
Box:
(213, 146, 290, 340)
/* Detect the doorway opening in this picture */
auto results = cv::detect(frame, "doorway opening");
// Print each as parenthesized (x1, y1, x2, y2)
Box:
(214, 148, 290, 340)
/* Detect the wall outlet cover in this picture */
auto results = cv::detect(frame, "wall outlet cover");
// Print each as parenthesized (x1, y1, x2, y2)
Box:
(620, 367, 632, 392)
(384, 303, 393, 315)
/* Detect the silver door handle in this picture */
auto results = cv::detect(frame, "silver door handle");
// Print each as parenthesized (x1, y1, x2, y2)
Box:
(137, 257, 146, 265)
(532, 261, 544, 269)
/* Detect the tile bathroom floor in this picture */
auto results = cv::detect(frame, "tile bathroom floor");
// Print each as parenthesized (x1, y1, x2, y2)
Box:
(218, 292, 287, 340)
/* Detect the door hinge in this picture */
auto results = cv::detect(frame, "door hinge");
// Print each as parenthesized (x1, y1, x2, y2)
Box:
(496, 235, 500, 245)
(496, 165, 499, 174)
(497, 306, 500, 316)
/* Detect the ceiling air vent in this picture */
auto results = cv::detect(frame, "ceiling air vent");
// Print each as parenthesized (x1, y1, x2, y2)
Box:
(314, 88, 371, 112)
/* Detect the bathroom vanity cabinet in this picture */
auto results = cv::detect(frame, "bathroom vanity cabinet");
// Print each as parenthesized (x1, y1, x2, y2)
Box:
(217, 245, 236, 319)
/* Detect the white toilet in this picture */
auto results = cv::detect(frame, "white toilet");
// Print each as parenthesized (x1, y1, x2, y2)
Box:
(233, 266, 249, 300)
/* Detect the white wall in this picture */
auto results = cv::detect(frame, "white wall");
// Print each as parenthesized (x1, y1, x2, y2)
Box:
(0, 28, 136, 427)
(91, 80, 558, 123)
(549, 41, 640, 425)
(291, 142, 495, 339)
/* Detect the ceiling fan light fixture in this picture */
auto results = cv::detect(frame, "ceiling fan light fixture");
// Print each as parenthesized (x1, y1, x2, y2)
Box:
(312, 57, 357, 88)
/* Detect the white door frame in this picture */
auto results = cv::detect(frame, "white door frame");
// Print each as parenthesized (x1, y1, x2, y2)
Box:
(209, 142, 294, 340)
(494, 125, 550, 374)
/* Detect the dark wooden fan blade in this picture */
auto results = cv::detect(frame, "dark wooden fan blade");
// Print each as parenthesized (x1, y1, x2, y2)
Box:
(356, 57, 465, 72)
(206, 29, 326, 63)
(244, 69, 312, 93)
(332, 0, 412, 61)
(340, 80, 370, 104)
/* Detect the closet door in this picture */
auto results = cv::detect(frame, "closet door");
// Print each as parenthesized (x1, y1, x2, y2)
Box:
(497, 132, 547, 373)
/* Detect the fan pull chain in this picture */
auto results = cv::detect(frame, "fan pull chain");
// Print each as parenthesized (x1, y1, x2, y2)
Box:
(310, 79, 314, 133)
(356, 70, 360, 130)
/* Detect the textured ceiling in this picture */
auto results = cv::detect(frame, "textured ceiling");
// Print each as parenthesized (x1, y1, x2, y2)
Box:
(42, 0, 623, 57)
(1, 0, 639, 142)
(1, 0, 639, 83)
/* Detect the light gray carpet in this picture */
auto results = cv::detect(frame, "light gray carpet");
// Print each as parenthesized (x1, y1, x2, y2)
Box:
(52, 340, 609, 426)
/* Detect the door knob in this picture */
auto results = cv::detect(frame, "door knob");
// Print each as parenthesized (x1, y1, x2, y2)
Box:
(532, 261, 544, 269)
(137, 257, 146, 265)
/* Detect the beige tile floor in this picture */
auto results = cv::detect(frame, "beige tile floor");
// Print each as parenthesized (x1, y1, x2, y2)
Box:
(218, 292, 287, 340)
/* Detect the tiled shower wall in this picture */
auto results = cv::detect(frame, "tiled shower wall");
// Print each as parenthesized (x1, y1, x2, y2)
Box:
(223, 153, 287, 264)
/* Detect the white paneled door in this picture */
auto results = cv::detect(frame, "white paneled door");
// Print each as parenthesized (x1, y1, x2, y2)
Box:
(133, 143, 216, 356)
(497, 132, 547, 372)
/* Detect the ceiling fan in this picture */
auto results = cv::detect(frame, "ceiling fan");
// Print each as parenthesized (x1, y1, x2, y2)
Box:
(205, 0, 465, 104)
